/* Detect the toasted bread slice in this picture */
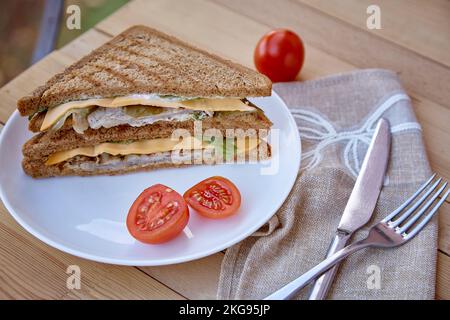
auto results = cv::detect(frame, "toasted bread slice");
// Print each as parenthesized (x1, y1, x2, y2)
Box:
(17, 25, 272, 117)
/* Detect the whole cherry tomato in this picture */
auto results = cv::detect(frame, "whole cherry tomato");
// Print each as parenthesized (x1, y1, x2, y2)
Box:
(254, 29, 305, 82)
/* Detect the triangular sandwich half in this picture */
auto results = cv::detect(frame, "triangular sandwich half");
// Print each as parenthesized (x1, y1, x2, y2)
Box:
(19, 25, 273, 178)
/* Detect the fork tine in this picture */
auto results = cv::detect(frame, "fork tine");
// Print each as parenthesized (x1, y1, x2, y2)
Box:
(385, 176, 441, 227)
(381, 174, 436, 223)
(404, 189, 450, 241)
(397, 182, 447, 234)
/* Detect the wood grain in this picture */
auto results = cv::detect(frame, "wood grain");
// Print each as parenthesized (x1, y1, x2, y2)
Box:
(138, 253, 223, 299)
(297, 0, 450, 67)
(0, 203, 183, 299)
(436, 252, 450, 300)
(438, 202, 450, 254)
(411, 96, 450, 184)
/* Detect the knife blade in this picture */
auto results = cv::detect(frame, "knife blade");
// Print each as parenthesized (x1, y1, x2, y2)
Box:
(308, 118, 391, 300)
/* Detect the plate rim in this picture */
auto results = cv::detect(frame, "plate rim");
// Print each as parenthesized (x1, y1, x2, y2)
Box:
(0, 90, 301, 266)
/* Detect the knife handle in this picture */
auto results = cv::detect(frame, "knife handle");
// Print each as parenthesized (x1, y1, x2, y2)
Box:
(308, 231, 351, 300)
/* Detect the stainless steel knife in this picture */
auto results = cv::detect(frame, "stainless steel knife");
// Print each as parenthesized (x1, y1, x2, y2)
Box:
(308, 118, 391, 300)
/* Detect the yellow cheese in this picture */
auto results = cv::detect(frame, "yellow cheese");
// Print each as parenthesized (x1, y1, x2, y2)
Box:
(46, 137, 203, 165)
(41, 98, 112, 131)
(40, 96, 255, 131)
(109, 96, 255, 112)
(45, 137, 261, 166)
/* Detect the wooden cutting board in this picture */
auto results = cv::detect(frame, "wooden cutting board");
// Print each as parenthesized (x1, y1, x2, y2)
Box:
(0, 0, 448, 299)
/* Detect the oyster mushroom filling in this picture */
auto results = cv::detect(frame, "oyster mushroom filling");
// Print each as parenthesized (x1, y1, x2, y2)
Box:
(86, 106, 213, 130)
(64, 152, 198, 172)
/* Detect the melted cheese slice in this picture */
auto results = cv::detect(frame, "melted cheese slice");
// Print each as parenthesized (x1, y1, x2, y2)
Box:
(41, 96, 255, 131)
(46, 137, 261, 166)
(46, 137, 204, 165)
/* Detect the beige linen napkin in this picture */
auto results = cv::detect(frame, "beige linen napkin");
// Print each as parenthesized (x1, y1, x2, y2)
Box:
(217, 69, 437, 300)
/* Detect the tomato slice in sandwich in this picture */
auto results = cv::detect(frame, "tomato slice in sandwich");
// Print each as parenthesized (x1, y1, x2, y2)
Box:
(183, 176, 241, 219)
(127, 184, 189, 244)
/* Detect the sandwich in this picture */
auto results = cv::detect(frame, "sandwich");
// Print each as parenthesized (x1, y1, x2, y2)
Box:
(18, 25, 273, 178)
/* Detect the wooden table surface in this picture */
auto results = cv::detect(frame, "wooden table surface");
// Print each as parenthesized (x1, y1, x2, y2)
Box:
(0, 0, 449, 299)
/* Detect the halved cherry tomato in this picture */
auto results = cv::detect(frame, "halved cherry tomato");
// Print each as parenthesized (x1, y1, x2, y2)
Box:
(254, 29, 305, 82)
(127, 184, 189, 244)
(183, 176, 241, 219)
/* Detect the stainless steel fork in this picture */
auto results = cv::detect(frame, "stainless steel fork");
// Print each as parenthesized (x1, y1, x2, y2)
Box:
(265, 174, 449, 300)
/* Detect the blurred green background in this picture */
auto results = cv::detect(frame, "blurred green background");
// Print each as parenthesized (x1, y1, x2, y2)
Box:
(0, 0, 129, 87)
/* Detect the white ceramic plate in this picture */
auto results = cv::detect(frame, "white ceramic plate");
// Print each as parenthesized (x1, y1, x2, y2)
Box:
(0, 91, 300, 266)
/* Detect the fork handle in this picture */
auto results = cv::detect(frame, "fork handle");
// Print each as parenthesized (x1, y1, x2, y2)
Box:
(264, 239, 371, 300)
(308, 231, 352, 300)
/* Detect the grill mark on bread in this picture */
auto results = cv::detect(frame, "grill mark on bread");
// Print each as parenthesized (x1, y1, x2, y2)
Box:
(39, 63, 105, 108)
(99, 53, 167, 86)
(78, 73, 103, 87)
(118, 40, 191, 66)
(77, 64, 110, 87)
(130, 40, 230, 73)
(128, 42, 205, 81)
(90, 62, 136, 86)
(108, 55, 166, 85)
(111, 44, 198, 84)
(43, 66, 105, 98)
